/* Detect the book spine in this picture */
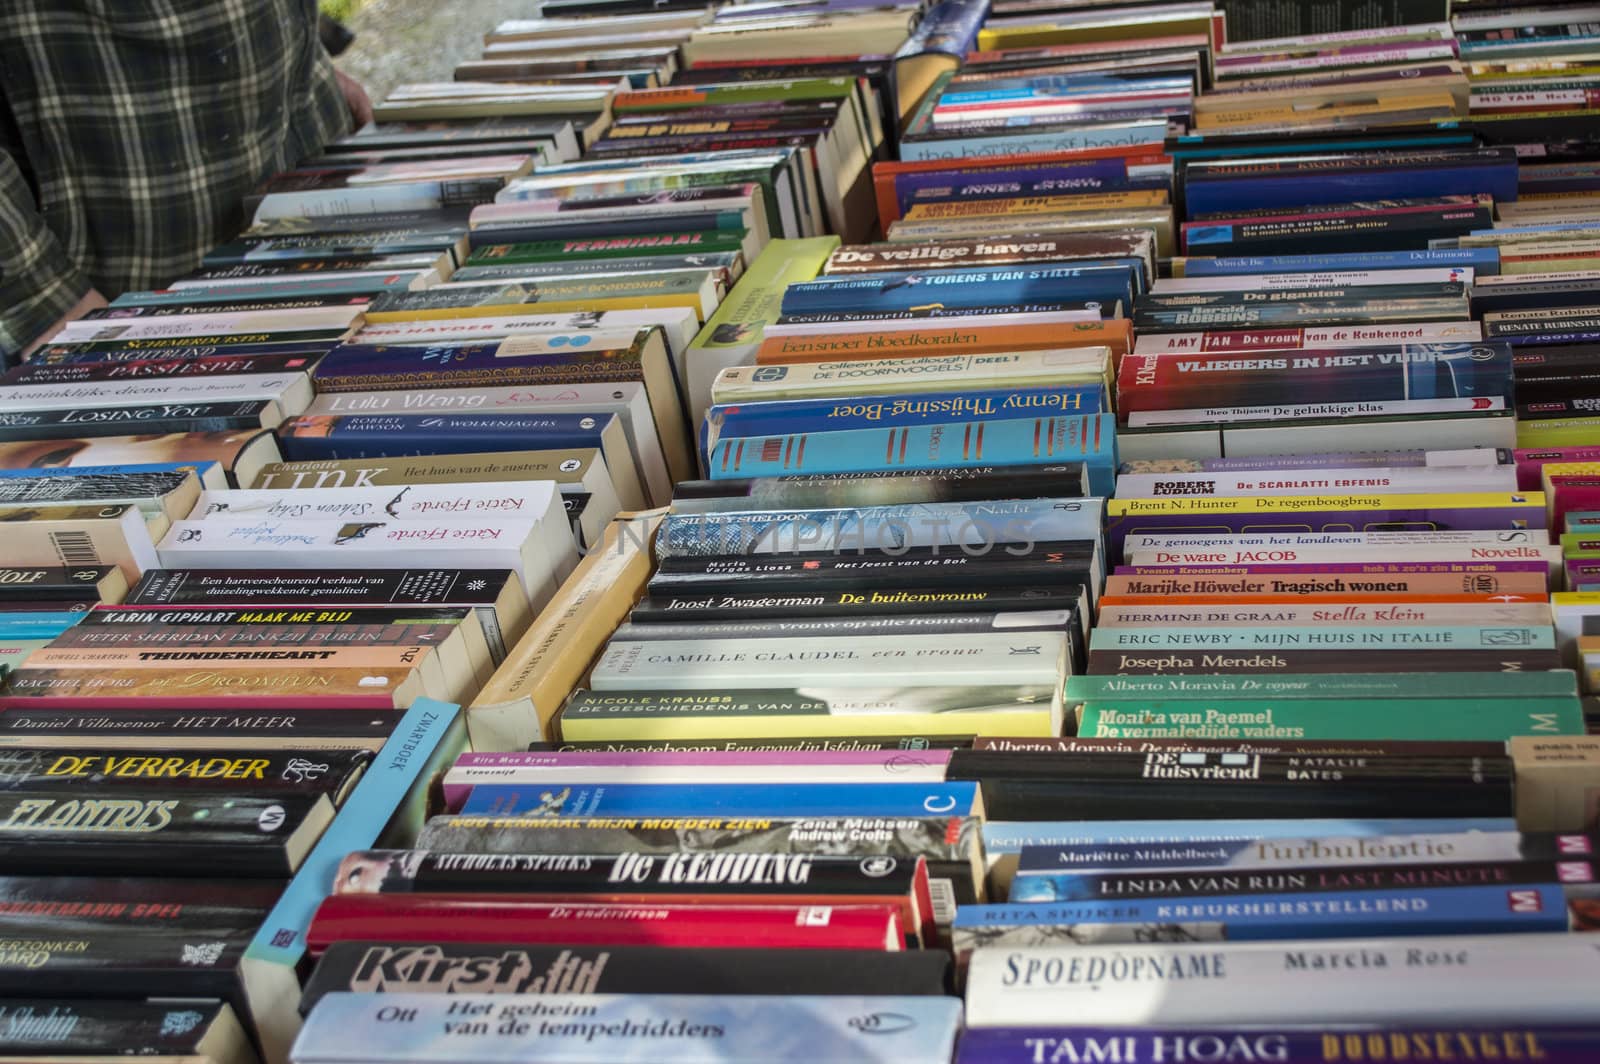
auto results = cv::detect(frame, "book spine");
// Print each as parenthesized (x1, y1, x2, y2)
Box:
(1077, 697, 1583, 740)
(656, 499, 1102, 557)
(781, 266, 1136, 315)
(0, 1000, 233, 1057)
(21, 644, 431, 669)
(0, 748, 368, 794)
(455, 781, 979, 818)
(963, 935, 1600, 1027)
(706, 414, 1117, 495)
(0, 401, 274, 440)
(1067, 670, 1576, 702)
(542, 736, 975, 752)
(1125, 396, 1504, 427)
(0, 792, 324, 875)
(1090, 625, 1553, 651)
(1012, 846, 1585, 898)
(292, 992, 961, 1061)
(1086, 648, 1563, 674)
(963, 883, 1571, 938)
(954, 1027, 1600, 1064)
(333, 849, 923, 900)
(651, 540, 1095, 590)
(306, 895, 904, 952)
(0, 665, 414, 710)
(126, 568, 515, 605)
(1132, 322, 1485, 355)
(589, 632, 1065, 689)
(978, 737, 1508, 757)
(0, 567, 119, 598)
(2, 352, 319, 384)
(275, 413, 602, 461)
(707, 385, 1105, 445)
(633, 585, 1087, 620)
(1174, 249, 1500, 277)
(1116, 467, 1511, 497)
(49, 621, 460, 648)
(0, 705, 397, 742)
(611, 610, 1074, 642)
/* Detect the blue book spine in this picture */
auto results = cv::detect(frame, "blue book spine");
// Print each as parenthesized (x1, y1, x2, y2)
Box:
(893, 158, 1128, 210)
(900, 119, 1171, 162)
(292, 993, 963, 1063)
(706, 413, 1117, 496)
(0, 612, 87, 638)
(458, 780, 981, 817)
(704, 384, 1105, 462)
(1185, 163, 1519, 217)
(245, 698, 467, 1061)
(1180, 248, 1500, 277)
(310, 338, 627, 383)
(982, 817, 1520, 855)
(962, 884, 1570, 938)
(0, 461, 220, 480)
(276, 412, 613, 462)
(780, 264, 1135, 315)
(1564, 512, 1600, 527)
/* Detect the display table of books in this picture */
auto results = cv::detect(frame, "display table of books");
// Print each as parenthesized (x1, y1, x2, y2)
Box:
(3, 0, 1600, 1061)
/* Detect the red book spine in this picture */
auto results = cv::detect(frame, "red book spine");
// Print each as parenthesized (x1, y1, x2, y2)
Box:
(306, 896, 903, 954)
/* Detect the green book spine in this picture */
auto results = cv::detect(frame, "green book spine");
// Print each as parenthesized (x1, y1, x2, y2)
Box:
(467, 230, 748, 266)
(1076, 698, 1586, 742)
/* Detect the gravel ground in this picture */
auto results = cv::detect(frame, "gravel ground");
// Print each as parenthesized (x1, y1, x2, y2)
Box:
(333, 0, 538, 102)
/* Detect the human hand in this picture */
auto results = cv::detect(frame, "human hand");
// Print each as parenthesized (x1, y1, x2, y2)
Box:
(23, 288, 107, 359)
(335, 68, 374, 127)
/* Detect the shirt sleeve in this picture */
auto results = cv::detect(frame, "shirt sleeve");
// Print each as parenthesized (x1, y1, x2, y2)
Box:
(0, 149, 92, 363)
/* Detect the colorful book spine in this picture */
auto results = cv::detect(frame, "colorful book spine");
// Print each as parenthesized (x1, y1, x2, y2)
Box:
(456, 780, 981, 818)
(1076, 698, 1584, 741)
(707, 414, 1117, 495)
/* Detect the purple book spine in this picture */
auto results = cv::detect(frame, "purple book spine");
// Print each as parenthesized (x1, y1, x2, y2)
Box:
(955, 1028, 1600, 1064)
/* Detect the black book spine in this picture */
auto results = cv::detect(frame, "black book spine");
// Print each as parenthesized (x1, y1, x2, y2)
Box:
(339, 849, 921, 898)
(648, 541, 1097, 592)
(76, 605, 474, 628)
(632, 584, 1086, 621)
(300, 942, 951, 1014)
(0, 566, 118, 599)
(126, 568, 514, 606)
(611, 610, 1076, 641)
(4, 352, 319, 385)
(0, 706, 395, 741)
(465, 212, 732, 249)
(0, 792, 327, 877)
(0, 747, 370, 797)
(0, 999, 230, 1056)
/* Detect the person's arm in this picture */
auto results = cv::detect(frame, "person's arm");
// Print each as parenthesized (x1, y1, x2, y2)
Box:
(0, 151, 97, 364)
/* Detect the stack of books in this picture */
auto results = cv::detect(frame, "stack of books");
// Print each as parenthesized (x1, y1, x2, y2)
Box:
(6, 0, 1600, 1060)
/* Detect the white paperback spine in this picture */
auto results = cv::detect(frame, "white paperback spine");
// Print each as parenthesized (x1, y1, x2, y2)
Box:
(965, 934, 1600, 1027)
(589, 631, 1068, 689)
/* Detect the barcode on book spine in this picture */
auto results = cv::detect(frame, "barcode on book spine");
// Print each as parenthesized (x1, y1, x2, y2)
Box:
(49, 531, 100, 566)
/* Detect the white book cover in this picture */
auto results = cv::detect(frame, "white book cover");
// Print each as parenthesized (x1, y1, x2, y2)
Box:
(0, 374, 312, 415)
(305, 381, 668, 509)
(589, 631, 1067, 690)
(1114, 464, 1517, 498)
(966, 935, 1600, 1027)
(156, 515, 569, 609)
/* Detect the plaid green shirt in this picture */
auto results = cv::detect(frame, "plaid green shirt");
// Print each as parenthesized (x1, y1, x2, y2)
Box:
(0, 0, 351, 360)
